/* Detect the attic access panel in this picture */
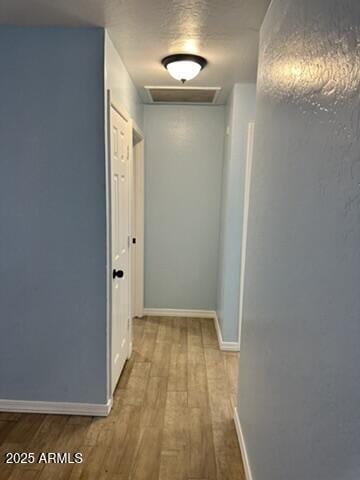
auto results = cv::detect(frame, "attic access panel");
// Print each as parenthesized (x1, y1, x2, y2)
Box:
(145, 86, 221, 104)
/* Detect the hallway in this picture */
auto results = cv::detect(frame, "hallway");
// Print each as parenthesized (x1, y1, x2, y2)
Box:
(0, 317, 242, 480)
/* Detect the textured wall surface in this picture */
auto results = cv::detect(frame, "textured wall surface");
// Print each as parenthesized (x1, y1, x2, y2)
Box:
(105, 31, 144, 129)
(217, 83, 256, 341)
(144, 105, 225, 310)
(0, 28, 107, 404)
(238, 1, 360, 479)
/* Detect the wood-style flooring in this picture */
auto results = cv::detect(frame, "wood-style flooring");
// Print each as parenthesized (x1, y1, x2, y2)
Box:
(0, 316, 244, 480)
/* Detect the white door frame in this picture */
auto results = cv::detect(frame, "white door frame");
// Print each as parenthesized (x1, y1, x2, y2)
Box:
(238, 122, 255, 349)
(106, 90, 132, 400)
(130, 121, 145, 322)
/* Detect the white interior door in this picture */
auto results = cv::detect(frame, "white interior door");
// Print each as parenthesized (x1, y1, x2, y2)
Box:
(110, 103, 130, 393)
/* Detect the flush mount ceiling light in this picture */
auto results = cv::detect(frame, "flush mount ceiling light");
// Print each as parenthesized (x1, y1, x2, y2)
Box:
(161, 54, 207, 83)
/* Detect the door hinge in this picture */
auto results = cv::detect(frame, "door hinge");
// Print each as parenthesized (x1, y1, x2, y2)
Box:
(127, 145, 130, 160)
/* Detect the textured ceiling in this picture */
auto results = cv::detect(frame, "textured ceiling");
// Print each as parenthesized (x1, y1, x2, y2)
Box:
(0, 0, 271, 103)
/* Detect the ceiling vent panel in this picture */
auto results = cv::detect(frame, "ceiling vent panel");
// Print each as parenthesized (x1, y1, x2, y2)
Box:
(145, 86, 221, 104)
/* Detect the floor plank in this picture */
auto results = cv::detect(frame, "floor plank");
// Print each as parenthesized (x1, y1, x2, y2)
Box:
(200, 318, 218, 347)
(158, 449, 187, 480)
(120, 361, 151, 406)
(0, 421, 17, 445)
(7, 468, 38, 480)
(168, 343, 188, 392)
(187, 346, 208, 408)
(156, 317, 173, 344)
(189, 407, 217, 480)
(150, 342, 171, 378)
(103, 404, 142, 477)
(25, 415, 70, 471)
(5, 414, 45, 445)
(37, 421, 90, 480)
(187, 318, 202, 347)
(162, 392, 189, 451)
(140, 377, 167, 427)
(135, 317, 159, 362)
(131, 426, 163, 480)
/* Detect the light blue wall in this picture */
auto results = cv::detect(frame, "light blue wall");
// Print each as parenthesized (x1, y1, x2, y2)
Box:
(238, 1, 360, 479)
(0, 27, 107, 404)
(105, 32, 144, 130)
(143, 105, 225, 310)
(217, 84, 256, 341)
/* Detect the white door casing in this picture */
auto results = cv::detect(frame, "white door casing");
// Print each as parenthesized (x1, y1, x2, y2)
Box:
(131, 125, 145, 319)
(131, 135, 137, 320)
(110, 101, 131, 393)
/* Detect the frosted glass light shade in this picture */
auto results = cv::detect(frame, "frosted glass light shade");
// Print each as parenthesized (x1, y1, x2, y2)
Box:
(162, 54, 207, 83)
(166, 60, 202, 82)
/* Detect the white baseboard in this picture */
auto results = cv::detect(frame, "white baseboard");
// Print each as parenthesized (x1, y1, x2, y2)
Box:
(143, 308, 216, 319)
(0, 398, 112, 417)
(234, 407, 253, 480)
(213, 312, 240, 352)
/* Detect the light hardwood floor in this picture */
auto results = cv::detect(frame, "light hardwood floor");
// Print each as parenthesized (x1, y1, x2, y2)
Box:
(0, 316, 244, 480)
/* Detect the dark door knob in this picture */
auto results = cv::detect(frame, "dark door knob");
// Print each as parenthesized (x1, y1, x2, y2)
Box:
(112, 269, 124, 279)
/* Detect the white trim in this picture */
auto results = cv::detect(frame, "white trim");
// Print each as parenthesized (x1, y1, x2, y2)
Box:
(109, 92, 131, 122)
(213, 312, 241, 352)
(238, 122, 255, 348)
(132, 121, 144, 145)
(143, 309, 240, 351)
(129, 118, 135, 355)
(0, 398, 112, 417)
(104, 58, 111, 403)
(131, 123, 145, 320)
(143, 308, 216, 319)
(234, 407, 253, 480)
